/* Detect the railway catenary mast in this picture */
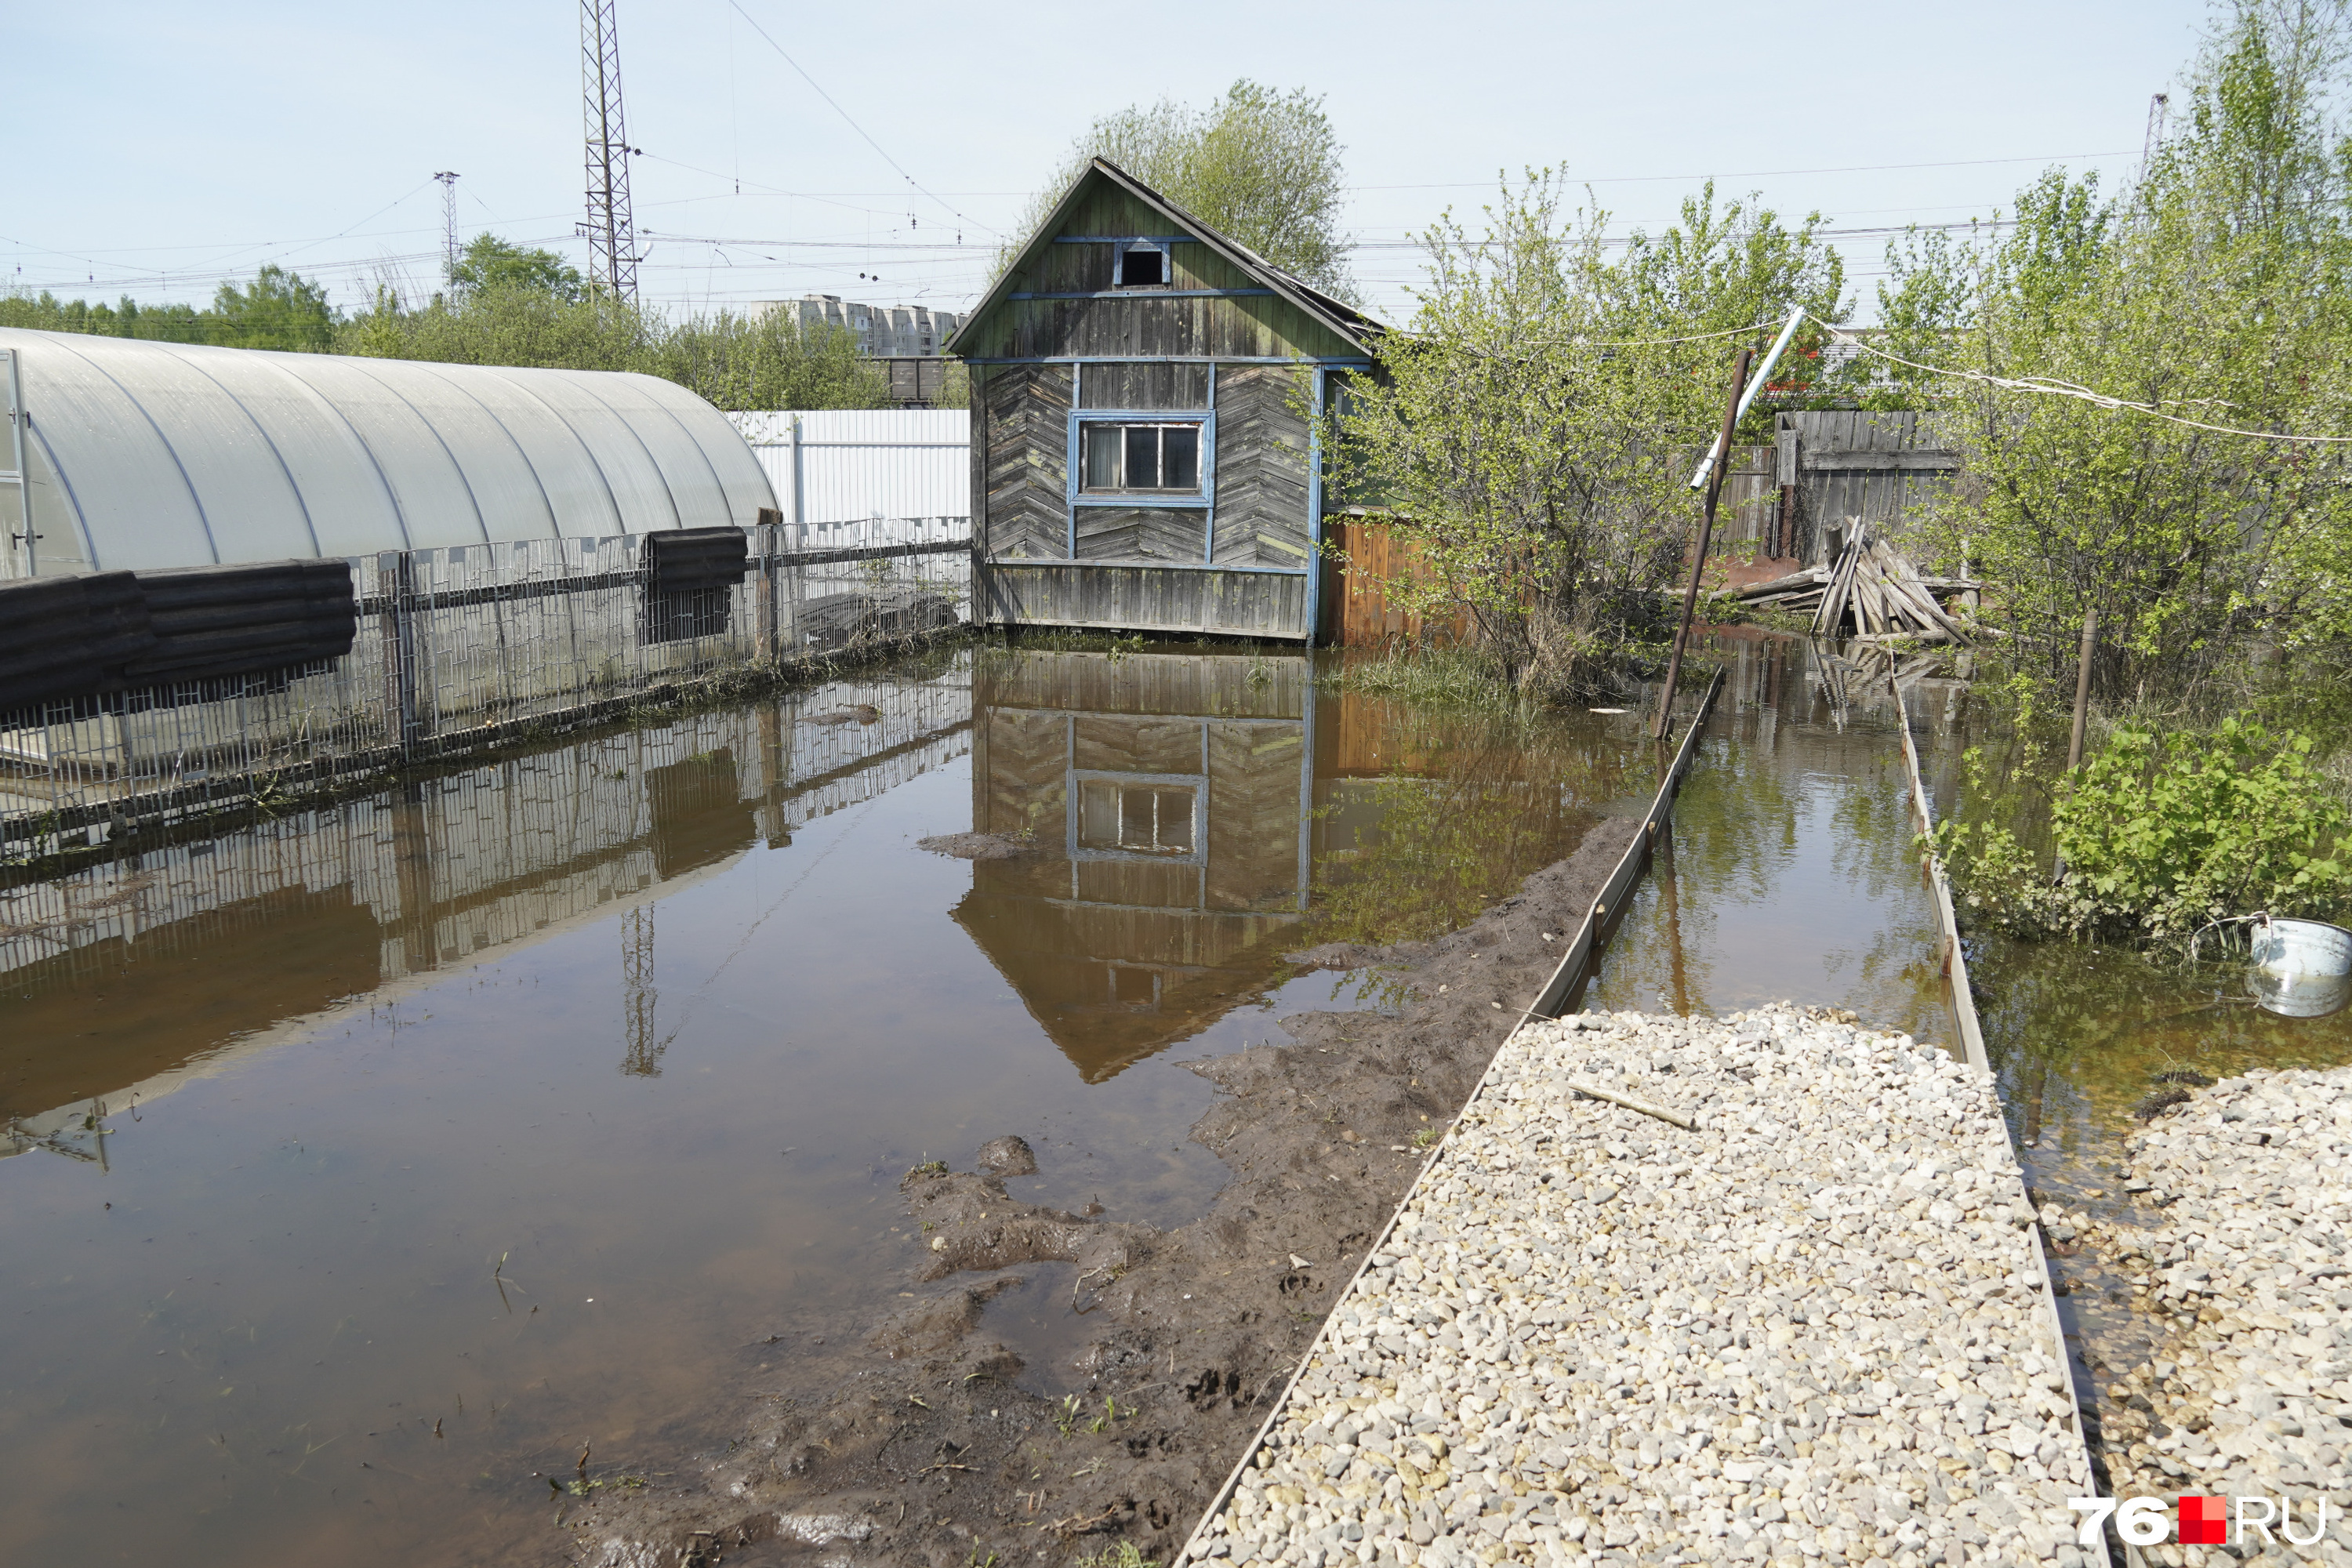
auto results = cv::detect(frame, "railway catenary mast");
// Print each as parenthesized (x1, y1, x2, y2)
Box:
(579, 0, 641, 302)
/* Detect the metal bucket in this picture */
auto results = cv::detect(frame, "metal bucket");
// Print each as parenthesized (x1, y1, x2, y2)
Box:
(2248, 916, 2352, 1019)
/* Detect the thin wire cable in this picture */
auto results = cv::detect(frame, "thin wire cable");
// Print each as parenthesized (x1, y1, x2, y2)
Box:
(1813, 313, 2352, 445)
(724, 0, 999, 238)
(1349, 151, 2139, 191)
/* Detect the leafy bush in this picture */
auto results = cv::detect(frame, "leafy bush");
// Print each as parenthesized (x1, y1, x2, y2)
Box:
(1936, 719, 2350, 940)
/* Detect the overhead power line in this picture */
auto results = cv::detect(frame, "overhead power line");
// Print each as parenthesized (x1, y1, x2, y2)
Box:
(1816, 314, 2352, 445)
(724, 0, 998, 239)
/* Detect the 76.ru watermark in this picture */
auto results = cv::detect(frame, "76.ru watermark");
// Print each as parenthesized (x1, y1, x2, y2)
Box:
(2068, 1494, 2332, 1548)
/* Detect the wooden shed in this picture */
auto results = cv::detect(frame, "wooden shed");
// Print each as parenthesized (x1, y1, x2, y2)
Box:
(946, 159, 1383, 642)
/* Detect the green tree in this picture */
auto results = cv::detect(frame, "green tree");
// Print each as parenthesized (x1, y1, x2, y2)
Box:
(1325, 171, 1849, 697)
(450, 234, 586, 300)
(209, 264, 337, 351)
(1, 272, 318, 347)
(1011, 80, 1356, 298)
(336, 286, 891, 412)
(1875, 0, 2352, 691)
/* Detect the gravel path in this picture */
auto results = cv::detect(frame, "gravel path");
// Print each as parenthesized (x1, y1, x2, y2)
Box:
(1184, 1006, 2094, 1567)
(2070, 1065, 2352, 1566)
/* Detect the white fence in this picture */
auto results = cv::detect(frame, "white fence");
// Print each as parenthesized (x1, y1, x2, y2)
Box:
(728, 410, 970, 553)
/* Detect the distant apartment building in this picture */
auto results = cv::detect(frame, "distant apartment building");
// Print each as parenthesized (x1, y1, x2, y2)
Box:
(761, 296, 965, 358)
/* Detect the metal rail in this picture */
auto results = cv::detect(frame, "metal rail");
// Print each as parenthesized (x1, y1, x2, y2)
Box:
(1893, 677, 2114, 1564)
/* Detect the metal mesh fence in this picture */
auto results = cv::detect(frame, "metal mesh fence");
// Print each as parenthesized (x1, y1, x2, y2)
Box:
(0, 521, 970, 856)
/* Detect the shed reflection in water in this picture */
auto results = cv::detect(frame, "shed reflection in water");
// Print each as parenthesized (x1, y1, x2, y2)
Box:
(0, 646, 1632, 1568)
(959, 649, 1314, 1082)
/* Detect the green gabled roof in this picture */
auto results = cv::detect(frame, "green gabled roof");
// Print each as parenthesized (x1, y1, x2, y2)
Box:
(945, 157, 1384, 360)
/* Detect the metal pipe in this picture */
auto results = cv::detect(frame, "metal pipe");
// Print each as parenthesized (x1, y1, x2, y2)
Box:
(1686, 306, 1806, 490)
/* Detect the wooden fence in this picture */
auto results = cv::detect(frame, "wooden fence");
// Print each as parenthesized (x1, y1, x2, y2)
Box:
(1317, 446, 1785, 648)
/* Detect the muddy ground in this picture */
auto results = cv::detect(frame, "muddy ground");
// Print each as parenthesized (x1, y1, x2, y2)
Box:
(569, 818, 1642, 1568)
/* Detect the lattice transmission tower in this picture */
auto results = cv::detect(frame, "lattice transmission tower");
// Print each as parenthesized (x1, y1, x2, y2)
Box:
(434, 171, 461, 289)
(579, 0, 642, 302)
(621, 902, 662, 1076)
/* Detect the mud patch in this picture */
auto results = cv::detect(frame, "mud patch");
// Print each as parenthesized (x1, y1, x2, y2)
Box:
(915, 833, 1036, 861)
(569, 815, 1641, 1567)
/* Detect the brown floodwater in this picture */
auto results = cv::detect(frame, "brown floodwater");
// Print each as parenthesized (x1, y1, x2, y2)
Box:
(4, 630, 2142, 1567)
(0, 644, 1644, 1567)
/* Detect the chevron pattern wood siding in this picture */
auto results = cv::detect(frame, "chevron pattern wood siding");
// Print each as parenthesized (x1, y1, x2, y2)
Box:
(1210, 365, 1312, 568)
(980, 365, 1073, 561)
(1074, 506, 1208, 564)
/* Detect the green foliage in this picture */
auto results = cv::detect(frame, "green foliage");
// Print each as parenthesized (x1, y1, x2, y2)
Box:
(337, 287, 891, 412)
(1011, 79, 1356, 298)
(1075, 1544, 1157, 1568)
(1876, 2, 2352, 684)
(5, 255, 892, 411)
(3, 263, 335, 352)
(1936, 720, 2351, 939)
(451, 233, 584, 301)
(208, 265, 336, 351)
(1324, 171, 1848, 696)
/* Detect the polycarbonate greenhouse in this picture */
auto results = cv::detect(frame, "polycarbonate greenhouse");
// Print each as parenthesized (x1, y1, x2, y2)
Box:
(0, 326, 775, 577)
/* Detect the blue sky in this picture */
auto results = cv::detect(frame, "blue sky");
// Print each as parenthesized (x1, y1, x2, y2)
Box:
(12, 0, 2214, 325)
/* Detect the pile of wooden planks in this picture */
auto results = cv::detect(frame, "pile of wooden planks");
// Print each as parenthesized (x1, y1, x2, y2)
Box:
(1733, 529, 1979, 642)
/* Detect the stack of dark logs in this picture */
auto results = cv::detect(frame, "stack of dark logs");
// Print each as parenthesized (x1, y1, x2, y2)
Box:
(1733, 528, 1980, 643)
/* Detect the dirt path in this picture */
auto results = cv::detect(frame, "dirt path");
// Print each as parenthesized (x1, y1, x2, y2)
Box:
(572, 818, 1642, 1568)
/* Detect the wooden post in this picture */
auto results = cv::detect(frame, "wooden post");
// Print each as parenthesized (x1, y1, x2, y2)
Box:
(754, 506, 782, 662)
(2066, 606, 2098, 771)
(1654, 349, 1753, 741)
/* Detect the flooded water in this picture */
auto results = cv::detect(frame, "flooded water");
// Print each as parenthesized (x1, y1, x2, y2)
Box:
(1590, 630, 1955, 1043)
(13, 626, 2267, 1564)
(0, 644, 1639, 1568)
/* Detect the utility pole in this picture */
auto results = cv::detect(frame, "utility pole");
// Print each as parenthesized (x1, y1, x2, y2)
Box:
(579, 0, 642, 303)
(434, 172, 461, 292)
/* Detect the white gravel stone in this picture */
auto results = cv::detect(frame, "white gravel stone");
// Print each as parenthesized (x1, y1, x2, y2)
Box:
(2080, 1066, 2352, 1565)
(1185, 1007, 2096, 1566)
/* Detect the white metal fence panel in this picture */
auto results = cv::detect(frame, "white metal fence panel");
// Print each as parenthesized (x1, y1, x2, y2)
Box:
(728, 410, 970, 538)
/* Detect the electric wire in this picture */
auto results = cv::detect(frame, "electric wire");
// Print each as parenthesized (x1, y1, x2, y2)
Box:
(723, 0, 999, 239)
(1812, 312, 2352, 444)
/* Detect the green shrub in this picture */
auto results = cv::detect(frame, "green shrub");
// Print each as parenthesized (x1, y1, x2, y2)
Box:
(1936, 720, 2350, 940)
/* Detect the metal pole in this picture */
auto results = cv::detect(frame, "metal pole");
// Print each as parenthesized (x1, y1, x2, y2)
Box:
(1654, 348, 1753, 741)
(3, 348, 33, 577)
(391, 550, 421, 759)
(2067, 606, 2098, 772)
(1686, 307, 1804, 490)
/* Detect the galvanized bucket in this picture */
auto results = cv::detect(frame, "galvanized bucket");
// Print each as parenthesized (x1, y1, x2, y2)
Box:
(2248, 916, 2352, 1019)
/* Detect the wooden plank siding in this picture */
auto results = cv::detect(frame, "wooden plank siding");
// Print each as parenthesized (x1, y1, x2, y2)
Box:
(1318, 516, 1467, 649)
(1076, 361, 1211, 411)
(979, 364, 1072, 561)
(1073, 505, 1208, 564)
(1775, 411, 1960, 566)
(1210, 365, 1313, 569)
(979, 562, 1308, 638)
(960, 164, 1378, 642)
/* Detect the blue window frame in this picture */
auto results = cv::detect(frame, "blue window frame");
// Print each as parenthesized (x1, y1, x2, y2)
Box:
(1065, 409, 1216, 510)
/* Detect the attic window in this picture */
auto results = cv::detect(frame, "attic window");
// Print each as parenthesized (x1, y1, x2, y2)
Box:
(1114, 241, 1168, 289)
